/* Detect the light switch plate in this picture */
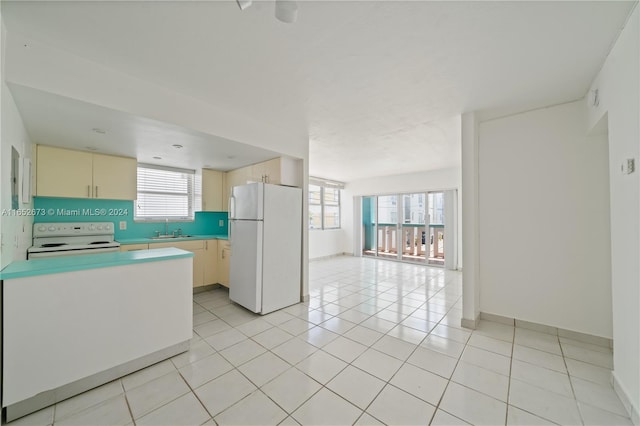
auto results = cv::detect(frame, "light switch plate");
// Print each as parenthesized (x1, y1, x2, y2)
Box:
(119, 221, 127, 230)
(622, 158, 635, 174)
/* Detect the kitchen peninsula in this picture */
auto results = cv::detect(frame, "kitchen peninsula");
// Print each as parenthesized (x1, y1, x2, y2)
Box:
(1, 248, 194, 421)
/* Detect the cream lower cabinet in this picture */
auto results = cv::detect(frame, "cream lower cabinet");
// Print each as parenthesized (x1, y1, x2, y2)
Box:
(150, 240, 205, 288)
(203, 239, 219, 285)
(119, 244, 149, 252)
(218, 241, 230, 288)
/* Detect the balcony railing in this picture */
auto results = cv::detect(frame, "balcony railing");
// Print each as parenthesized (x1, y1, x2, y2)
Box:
(368, 223, 444, 262)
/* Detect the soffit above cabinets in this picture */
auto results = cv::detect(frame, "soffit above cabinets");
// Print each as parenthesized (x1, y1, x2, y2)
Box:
(8, 83, 282, 172)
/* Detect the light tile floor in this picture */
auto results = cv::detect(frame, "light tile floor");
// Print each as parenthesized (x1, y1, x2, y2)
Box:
(10, 256, 631, 426)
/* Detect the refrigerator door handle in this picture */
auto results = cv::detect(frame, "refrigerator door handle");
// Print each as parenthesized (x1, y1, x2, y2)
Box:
(229, 194, 236, 219)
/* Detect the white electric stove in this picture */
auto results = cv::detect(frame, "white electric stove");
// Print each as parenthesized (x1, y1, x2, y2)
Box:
(27, 222, 120, 259)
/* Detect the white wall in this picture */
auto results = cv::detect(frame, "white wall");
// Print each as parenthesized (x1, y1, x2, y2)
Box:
(478, 100, 612, 338)
(1, 19, 34, 270)
(586, 6, 639, 420)
(461, 112, 480, 324)
(342, 166, 462, 265)
(309, 229, 345, 260)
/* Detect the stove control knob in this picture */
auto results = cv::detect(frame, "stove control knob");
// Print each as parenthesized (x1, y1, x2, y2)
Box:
(89, 225, 95, 231)
(48, 226, 56, 232)
(104, 224, 111, 231)
(37, 225, 46, 232)
(97, 225, 103, 231)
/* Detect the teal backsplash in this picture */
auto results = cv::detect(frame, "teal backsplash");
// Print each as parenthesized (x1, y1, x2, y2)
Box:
(33, 197, 228, 240)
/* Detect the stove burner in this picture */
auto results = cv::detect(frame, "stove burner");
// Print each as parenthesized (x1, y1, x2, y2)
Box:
(41, 243, 68, 248)
(89, 241, 111, 245)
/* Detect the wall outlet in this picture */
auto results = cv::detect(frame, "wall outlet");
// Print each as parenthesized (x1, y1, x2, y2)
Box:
(219, 220, 224, 227)
(119, 221, 127, 230)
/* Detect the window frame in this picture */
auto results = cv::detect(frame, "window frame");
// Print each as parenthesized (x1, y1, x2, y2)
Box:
(134, 164, 198, 222)
(308, 178, 343, 230)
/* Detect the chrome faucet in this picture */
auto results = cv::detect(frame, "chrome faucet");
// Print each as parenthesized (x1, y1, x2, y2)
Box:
(165, 218, 169, 236)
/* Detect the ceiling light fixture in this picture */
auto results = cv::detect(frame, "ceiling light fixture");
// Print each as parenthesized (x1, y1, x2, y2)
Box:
(275, 0, 298, 23)
(172, 144, 183, 149)
(236, 0, 252, 10)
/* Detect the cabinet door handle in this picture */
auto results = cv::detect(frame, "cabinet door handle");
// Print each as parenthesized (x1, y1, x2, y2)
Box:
(205, 241, 208, 250)
(87, 185, 91, 197)
(95, 186, 99, 198)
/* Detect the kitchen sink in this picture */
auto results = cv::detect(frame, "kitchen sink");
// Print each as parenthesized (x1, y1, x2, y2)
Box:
(150, 235, 193, 240)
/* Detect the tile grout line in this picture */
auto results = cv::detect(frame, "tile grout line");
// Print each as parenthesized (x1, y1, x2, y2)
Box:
(503, 321, 516, 426)
(559, 332, 587, 426)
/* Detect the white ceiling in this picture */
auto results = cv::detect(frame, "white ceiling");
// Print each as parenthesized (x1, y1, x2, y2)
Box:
(2, 1, 635, 181)
(7, 83, 282, 171)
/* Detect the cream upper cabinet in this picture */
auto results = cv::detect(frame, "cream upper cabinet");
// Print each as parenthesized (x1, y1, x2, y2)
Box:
(221, 173, 229, 212)
(36, 145, 94, 198)
(217, 241, 230, 288)
(221, 157, 301, 212)
(251, 157, 302, 187)
(92, 153, 137, 200)
(222, 166, 251, 212)
(202, 169, 223, 212)
(36, 145, 137, 200)
(203, 239, 219, 285)
(250, 158, 280, 184)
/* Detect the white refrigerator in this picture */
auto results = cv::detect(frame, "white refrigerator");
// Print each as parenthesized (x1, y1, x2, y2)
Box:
(229, 182, 302, 314)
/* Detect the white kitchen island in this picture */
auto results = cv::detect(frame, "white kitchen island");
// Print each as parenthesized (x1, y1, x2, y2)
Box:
(0, 248, 193, 421)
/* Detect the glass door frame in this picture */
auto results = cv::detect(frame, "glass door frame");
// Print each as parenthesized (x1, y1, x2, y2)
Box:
(362, 192, 437, 265)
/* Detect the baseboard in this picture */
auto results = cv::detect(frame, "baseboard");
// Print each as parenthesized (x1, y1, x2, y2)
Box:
(481, 312, 514, 326)
(5, 341, 190, 422)
(193, 283, 224, 294)
(461, 313, 480, 330)
(479, 312, 613, 348)
(612, 371, 639, 425)
(309, 252, 352, 262)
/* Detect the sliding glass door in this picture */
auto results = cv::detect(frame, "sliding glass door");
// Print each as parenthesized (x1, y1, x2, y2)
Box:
(376, 195, 399, 260)
(361, 191, 448, 265)
(427, 192, 445, 266)
(401, 193, 427, 262)
(362, 196, 377, 258)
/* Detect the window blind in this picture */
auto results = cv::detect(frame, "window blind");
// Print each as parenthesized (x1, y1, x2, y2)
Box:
(135, 164, 196, 220)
